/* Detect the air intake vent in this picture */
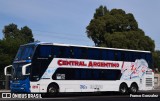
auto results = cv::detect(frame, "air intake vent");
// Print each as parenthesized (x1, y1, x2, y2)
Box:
(146, 71, 152, 75)
(146, 78, 152, 87)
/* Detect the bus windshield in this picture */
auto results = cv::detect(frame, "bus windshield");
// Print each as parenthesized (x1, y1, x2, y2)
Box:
(11, 63, 29, 80)
(15, 45, 35, 61)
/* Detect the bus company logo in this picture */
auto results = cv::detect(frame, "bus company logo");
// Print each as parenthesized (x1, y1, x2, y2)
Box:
(2, 93, 11, 98)
(57, 59, 119, 68)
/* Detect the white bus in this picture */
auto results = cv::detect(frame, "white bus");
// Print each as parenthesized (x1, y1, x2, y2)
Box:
(4, 42, 154, 95)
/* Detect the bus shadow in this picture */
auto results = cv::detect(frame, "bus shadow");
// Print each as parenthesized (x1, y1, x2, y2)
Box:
(43, 92, 128, 98)
(42, 91, 160, 98)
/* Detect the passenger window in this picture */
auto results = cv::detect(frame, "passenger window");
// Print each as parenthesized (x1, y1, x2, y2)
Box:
(59, 47, 65, 58)
(64, 47, 70, 58)
(81, 69, 87, 79)
(93, 69, 100, 80)
(121, 52, 125, 61)
(73, 47, 81, 59)
(124, 52, 131, 62)
(53, 46, 69, 58)
(108, 50, 114, 60)
(70, 47, 74, 58)
(81, 48, 88, 59)
(102, 50, 107, 60)
(88, 48, 100, 60)
(39, 46, 52, 58)
(75, 69, 81, 79)
(53, 46, 59, 58)
(114, 51, 118, 61)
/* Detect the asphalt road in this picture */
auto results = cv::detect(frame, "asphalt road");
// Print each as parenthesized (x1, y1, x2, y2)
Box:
(0, 91, 160, 101)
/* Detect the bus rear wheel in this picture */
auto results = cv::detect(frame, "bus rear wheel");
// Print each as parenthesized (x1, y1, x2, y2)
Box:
(119, 83, 128, 94)
(47, 84, 59, 96)
(129, 83, 138, 94)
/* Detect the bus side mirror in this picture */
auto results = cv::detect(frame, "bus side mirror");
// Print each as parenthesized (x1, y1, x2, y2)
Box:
(22, 63, 31, 75)
(4, 65, 12, 76)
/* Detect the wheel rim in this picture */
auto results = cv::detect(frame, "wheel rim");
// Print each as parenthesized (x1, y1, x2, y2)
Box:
(49, 87, 56, 93)
(121, 87, 126, 93)
(131, 86, 137, 93)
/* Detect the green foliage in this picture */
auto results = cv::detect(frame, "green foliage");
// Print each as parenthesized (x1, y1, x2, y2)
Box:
(2, 24, 19, 39)
(20, 26, 34, 42)
(94, 5, 109, 19)
(152, 50, 160, 72)
(86, 6, 155, 52)
(0, 23, 35, 79)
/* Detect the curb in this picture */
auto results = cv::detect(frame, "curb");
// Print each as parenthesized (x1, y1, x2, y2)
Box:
(0, 90, 10, 92)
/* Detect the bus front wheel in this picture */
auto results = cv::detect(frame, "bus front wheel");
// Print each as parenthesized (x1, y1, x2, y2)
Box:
(47, 84, 59, 96)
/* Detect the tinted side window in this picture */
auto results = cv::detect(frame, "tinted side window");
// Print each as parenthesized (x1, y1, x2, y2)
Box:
(102, 50, 107, 60)
(53, 46, 60, 58)
(145, 53, 152, 68)
(117, 51, 121, 61)
(141, 53, 146, 60)
(103, 70, 121, 80)
(38, 45, 52, 58)
(88, 48, 100, 60)
(52, 68, 74, 80)
(124, 52, 132, 62)
(52, 68, 121, 80)
(75, 69, 81, 79)
(65, 47, 70, 58)
(121, 52, 125, 61)
(69, 47, 74, 58)
(93, 69, 100, 79)
(108, 50, 114, 60)
(58, 47, 65, 58)
(134, 52, 141, 60)
(114, 51, 121, 61)
(53, 46, 69, 58)
(73, 47, 81, 59)
(81, 48, 88, 59)
(137, 52, 141, 59)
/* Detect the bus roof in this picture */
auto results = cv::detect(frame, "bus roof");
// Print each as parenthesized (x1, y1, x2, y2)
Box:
(24, 42, 151, 53)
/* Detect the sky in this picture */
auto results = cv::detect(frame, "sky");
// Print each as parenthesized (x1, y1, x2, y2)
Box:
(0, 0, 160, 50)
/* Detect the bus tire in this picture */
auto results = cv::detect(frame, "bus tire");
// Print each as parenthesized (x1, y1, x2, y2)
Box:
(119, 83, 128, 94)
(47, 84, 59, 96)
(129, 83, 138, 94)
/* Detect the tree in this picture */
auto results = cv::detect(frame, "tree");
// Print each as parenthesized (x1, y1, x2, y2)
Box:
(0, 23, 35, 80)
(3, 23, 34, 42)
(153, 50, 160, 72)
(20, 26, 34, 42)
(94, 5, 109, 19)
(2, 23, 34, 58)
(2, 23, 19, 39)
(86, 6, 155, 52)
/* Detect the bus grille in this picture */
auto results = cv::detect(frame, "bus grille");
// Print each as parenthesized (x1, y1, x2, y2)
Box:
(146, 78, 152, 87)
(146, 71, 152, 75)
